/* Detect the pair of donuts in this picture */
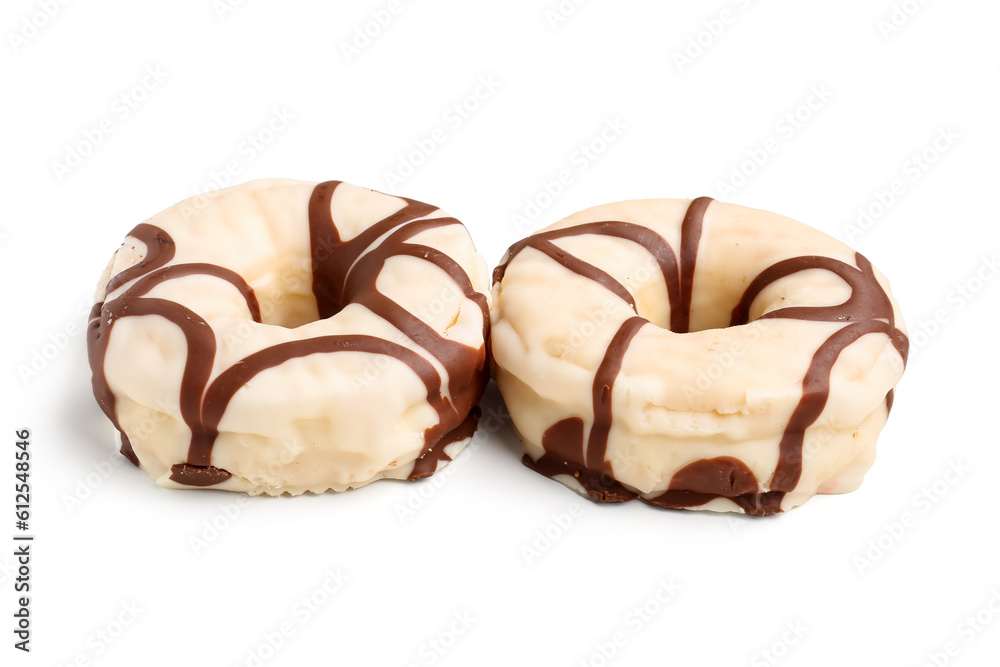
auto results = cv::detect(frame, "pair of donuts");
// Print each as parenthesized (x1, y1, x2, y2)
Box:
(87, 180, 908, 513)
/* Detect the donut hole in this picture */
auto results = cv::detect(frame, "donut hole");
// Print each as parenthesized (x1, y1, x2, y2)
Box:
(244, 257, 318, 328)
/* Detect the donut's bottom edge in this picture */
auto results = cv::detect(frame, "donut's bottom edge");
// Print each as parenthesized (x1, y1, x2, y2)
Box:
(530, 464, 821, 516)
(113, 413, 482, 497)
(520, 450, 877, 516)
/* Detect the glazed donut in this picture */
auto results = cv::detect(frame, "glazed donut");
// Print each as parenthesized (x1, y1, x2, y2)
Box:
(491, 197, 908, 514)
(87, 179, 490, 495)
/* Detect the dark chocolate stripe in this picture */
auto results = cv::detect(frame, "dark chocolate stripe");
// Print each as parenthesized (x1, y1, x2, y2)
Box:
(409, 406, 481, 481)
(309, 181, 441, 318)
(119, 435, 140, 467)
(89, 225, 260, 472)
(494, 220, 689, 320)
(335, 198, 441, 274)
(770, 320, 904, 493)
(493, 200, 713, 331)
(676, 196, 711, 333)
(307, 187, 490, 469)
(728, 251, 908, 500)
(669, 456, 758, 496)
(527, 239, 637, 312)
(308, 180, 344, 317)
(524, 417, 638, 503)
(188, 335, 450, 467)
(91, 297, 217, 441)
(522, 317, 647, 504)
(105, 223, 176, 294)
(169, 464, 232, 487)
(585, 316, 647, 470)
(344, 236, 487, 369)
(558, 222, 681, 302)
(310, 189, 489, 375)
(127, 263, 262, 322)
(88, 224, 220, 467)
(730, 254, 893, 327)
(647, 457, 783, 516)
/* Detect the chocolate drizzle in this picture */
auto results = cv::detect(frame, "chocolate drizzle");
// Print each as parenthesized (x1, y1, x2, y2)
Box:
(104, 223, 176, 294)
(522, 317, 647, 503)
(497, 197, 909, 515)
(305, 182, 490, 479)
(676, 195, 709, 333)
(187, 334, 450, 469)
(87, 182, 489, 488)
(169, 464, 232, 487)
(647, 456, 760, 511)
(409, 406, 482, 480)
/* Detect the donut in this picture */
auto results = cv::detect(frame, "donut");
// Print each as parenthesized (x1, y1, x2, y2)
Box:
(490, 197, 908, 515)
(87, 179, 490, 495)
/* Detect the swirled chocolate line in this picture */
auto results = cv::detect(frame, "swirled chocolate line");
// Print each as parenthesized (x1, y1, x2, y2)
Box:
(88, 224, 255, 471)
(496, 197, 909, 515)
(88, 183, 489, 487)
(308, 181, 491, 479)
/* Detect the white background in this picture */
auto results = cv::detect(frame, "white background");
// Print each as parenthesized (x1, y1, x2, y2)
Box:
(2, 0, 999, 665)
